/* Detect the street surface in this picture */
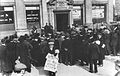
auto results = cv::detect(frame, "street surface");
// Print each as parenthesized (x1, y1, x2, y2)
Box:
(0, 56, 118, 76)
(36, 56, 118, 76)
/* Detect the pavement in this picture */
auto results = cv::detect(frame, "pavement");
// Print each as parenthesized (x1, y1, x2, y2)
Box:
(1, 55, 118, 76)
(56, 59, 117, 76)
(35, 55, 119, 76)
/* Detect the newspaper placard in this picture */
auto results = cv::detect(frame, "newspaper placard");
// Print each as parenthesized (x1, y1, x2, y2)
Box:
(44, 53, 59, 72)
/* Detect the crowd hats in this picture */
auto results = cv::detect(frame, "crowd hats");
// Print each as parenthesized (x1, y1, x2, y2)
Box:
(48, 38, 55, 45)
(55, 49, 59, 54)
(87, 29, 93, 33)
(95, 40, 100, 45)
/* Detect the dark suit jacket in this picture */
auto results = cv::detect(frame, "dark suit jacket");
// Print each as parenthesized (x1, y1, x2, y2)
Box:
(89, 43, 100, 60)
(0, 44, 6, 60)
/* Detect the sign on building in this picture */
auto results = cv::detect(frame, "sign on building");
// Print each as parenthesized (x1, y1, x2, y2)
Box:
(92, 5, 106, 24)
(115, 0, 120, 15)
(73, 6, 81, 19)
(92, 6, 104, 18)
(56, 0, 68, 9)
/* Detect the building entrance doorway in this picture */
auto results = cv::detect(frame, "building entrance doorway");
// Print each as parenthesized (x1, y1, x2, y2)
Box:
(56, 13, 69, 32)
(54, 10, 70, 32)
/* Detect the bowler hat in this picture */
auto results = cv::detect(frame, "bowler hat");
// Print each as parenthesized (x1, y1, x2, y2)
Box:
(48, 38, 55, 45)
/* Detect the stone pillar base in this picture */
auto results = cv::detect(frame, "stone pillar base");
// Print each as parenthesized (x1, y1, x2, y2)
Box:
(0, 31, 15, 40)
(85, 23, 93, 28)
(16, 29, 30, 37)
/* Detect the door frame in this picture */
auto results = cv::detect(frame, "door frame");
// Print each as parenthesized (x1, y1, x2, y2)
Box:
(53, 10, 70, 32)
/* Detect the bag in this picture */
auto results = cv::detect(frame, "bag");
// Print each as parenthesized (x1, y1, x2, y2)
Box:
(12, 64, 39, 76)
(44, 53, 59, 72)
(15, 57, 27, 71)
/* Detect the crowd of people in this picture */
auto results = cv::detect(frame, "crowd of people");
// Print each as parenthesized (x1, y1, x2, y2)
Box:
(0, 22, 120, 76)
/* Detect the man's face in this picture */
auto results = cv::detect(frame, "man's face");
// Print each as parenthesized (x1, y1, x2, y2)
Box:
(98, 35, 102, 38)
(49, 44, 54, 49)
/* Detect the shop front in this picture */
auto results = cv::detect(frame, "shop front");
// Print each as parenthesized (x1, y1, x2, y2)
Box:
(47, 0, 113, 31)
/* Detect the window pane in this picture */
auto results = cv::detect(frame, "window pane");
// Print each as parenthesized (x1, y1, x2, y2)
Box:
(26, 10, 40, 22)
(92, 5, 106, 24)
(72, 6, 83, 25)
(92, 5, 105, 18)
(25, 5, 40, 29)
(0, 6, 14, 24)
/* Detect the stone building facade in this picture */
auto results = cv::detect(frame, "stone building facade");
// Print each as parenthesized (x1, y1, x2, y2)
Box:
(0, 0, 113, 38)
(47, 0, 113, 31)
(0, 0, 49, 38)
(115, 0, 120, 15)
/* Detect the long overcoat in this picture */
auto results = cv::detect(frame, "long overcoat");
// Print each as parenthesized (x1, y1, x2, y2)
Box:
(0, 44, 6, 72)
(17, 40, 32, 69)
(88, 43, 100, 61)
(4, 41, 18, 73)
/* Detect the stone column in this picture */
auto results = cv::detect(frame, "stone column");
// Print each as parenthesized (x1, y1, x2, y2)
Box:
(108, 0, 113, 23)
(69, 5, 73, 28)
(41, 0, 48, 27)
(15, 0, 29, 36)
(85, 0, 92, 25)
(83, 4, 85, 25)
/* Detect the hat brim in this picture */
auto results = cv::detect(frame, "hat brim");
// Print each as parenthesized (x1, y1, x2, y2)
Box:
(48, 42, 54, 45)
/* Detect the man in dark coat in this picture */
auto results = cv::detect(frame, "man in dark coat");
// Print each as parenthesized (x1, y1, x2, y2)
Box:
(104, 29, 111, 55)
(97, 34, 105, 66)
(30, 33, 43, 67)
(56, 35, 64, 63)
(111, 30, 119, 56)
(44, 23, 53, 37)
(40, 37, 51, 66)
(80, 32, 90, 66)
(70, 33, 78, 65)
(17, 36, 33, 72)
(4, 36, 18, 74)
(61, 36, 72, 65)
(0, 39, 6, 74)
(89, 40, 100, 73)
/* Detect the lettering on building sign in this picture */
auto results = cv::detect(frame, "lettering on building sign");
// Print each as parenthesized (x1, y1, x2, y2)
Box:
(92, 6, 105, 18)
(56, 0, 68, 9)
